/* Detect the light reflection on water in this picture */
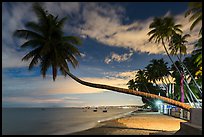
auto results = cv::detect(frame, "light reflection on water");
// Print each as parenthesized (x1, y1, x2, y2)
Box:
(2, 107, 135, 135)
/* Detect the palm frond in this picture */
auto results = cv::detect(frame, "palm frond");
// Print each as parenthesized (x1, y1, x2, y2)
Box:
(62, 36, 82, 45)
(22, 47, 42, 61)
(190, 16, 202, 31)
(25, 22, 42, 33)
(57, 17, 68, 29)
(20, 39, 44, 48)
(40, 55, 51, 78)
(29, 55, 40, 70)
(14, 30, 43, 39)
(32, 3, 48, 24)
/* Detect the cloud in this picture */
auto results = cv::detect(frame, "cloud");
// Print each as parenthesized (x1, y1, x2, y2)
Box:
(2, 3, 35, 68)
(3, 70, 136, 98)
(79, 5, 201, 55)
(104, 50, 134, 64)
(2, 2, 81, 69)
(80, 53, 86, 58)
(3, 70, 144, 107)
(3, 2, 200, 69)
(104, 70, 137, 80)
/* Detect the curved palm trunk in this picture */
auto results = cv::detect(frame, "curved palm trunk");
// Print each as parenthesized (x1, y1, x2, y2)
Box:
(66, 71, 192, 111)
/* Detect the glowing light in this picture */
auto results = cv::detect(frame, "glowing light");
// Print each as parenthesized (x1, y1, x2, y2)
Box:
(155, 100, 162, 106)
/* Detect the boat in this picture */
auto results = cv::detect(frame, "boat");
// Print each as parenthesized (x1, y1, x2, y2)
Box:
(103, 108, 107, 112)
(93, 107, 97, 112)
(103, 109, 107, 112)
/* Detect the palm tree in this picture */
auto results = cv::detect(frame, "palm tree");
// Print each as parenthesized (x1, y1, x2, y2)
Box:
(128, 69, 164, 110)
(13, 3, 82, 81)
(185, 2, 202, 87)
(192, 37, 202, 76)
(169, 33, 190, 102)
(169, 33, 190, 61)
(145, 59, 171, 97)
(148, 16, 201, 108)
(146, 59, 170, 85)
(148, 16, 184, 78)
(14, 3, 192, 111)
(169, 33, 202, 97)
(185, 2, 202, 35)
(127, 79, 136, 90)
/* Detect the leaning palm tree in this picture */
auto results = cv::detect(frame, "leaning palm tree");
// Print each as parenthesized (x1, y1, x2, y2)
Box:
(14, 3, 192, 111)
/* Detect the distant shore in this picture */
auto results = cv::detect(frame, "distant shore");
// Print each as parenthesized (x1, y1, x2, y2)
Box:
(70, 111, 187, 135)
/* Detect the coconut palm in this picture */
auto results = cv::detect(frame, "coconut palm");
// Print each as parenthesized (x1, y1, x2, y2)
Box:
(148, 16, 201, 108)
(145, 59, 170, 85)
(13, 3, 82, 81)
(169, 33, 202, 96)
(148, 16, 183, 76)
(14, 3, 192, 111)
(169, 33, 190, 102)
(128, 69, 164, 110)
(169, 33, 190, 61)
(185, 2, 202, 35)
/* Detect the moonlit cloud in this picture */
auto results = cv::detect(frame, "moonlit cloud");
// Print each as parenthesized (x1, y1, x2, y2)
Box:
(104, 50, 134, 64)
(3, 2, 197, 107)
(3, 2, 200, 69)
(104, 70, 137, 80)
(79, 6, 201, 55)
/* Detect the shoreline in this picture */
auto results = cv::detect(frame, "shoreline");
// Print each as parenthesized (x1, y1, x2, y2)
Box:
(70, 111, 187, 135)
(67, 109, 136, 135)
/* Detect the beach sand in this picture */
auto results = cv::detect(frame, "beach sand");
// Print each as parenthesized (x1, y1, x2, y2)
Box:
(70, 111, 187, 135)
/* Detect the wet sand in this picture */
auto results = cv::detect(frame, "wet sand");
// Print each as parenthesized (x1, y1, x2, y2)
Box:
(70, 111, 187, 135)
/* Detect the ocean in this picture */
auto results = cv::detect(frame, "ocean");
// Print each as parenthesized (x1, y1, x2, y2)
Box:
(2, 107, 136, 135)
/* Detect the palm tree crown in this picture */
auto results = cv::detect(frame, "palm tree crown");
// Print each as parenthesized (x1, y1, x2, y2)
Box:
(148, 16, 182, 44)
(145, 59, 170, 83)
(14, 3, 82, 81)
(169, 33, 190, 60)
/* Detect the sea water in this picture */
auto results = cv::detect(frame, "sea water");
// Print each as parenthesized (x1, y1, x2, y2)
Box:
(2, 107, 135, 135)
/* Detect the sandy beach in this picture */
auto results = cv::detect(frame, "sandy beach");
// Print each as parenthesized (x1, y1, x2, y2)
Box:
(71, 111, 187, 135)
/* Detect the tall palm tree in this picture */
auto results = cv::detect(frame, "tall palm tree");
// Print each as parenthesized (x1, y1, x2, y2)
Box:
(148, 16, 183, 77)
(14, 3, 192, 111)
(169, 33, 190, 102)
(148, 16, 201, 108)
(185, 2, 202, 35)
(169, 33, 202, 96)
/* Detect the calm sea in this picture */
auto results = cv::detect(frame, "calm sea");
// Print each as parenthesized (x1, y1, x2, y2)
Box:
(2, 107, 136, 135)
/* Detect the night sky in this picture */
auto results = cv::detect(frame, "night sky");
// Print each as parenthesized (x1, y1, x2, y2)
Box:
(2, 2, 200, 107)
